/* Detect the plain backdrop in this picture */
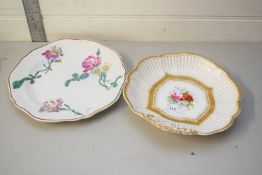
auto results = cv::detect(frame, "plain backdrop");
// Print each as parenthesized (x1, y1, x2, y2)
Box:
(0, 0, 262, 42)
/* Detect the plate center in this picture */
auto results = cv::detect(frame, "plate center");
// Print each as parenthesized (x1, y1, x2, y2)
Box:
(147, 74, 215, 125)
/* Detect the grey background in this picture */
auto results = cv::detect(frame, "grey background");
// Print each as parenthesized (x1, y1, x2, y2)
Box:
(0, 41, 261, 174)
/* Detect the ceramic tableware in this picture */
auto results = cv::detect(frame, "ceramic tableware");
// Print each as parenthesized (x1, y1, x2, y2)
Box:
(123, 53, 240, 135)
(9, 39, 126, 122)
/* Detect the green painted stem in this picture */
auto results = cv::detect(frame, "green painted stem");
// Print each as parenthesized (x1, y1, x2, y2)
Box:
(98, 72, 110, 89)
(60, 104, 83, 115)
(98, 72, 122, 90)
(64, 73, 89, 87)
(110, 75, 122, 88)
(12, 60, 54, 89)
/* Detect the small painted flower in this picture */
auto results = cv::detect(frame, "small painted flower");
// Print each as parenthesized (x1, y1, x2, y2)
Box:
(39, 98, 63, 112)
(101, 63, 110, 72)
(12, 46, 63, 89)
(182, 92, 193, 102)
(82, 55, 101, 73)
(171, 92, 182, 100)
(42, 46, 63, 60)
(168, 89, 194, 110)
(39, 98, 83, 115)
(92, 67, 101, 74)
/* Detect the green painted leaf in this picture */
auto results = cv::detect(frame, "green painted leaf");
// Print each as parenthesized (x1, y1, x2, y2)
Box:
(75, 112, 83, 115)
(96, 48, 100, 56)
(98, 72, 109, 89)
(64, 80, 71, 87)
(72, 73, 79, 79)
(110, 82, 117, 87)
(110, 75, 122, 88)
(64, 104, 70, 108)
(79, 73, 89, 80)
(12, 80, 23, 89)
(167, 96, 173, 103)
(186, 101, 194, 108)
(64, 72, 90, 87)
(30, 79, 35, 84)
(12, 77, 31, 89)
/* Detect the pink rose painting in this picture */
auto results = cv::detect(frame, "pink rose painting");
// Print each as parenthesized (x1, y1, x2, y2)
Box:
(64, 48, 122, 89)
(82, 55, 101, 73)
(171, 92, 182, 101)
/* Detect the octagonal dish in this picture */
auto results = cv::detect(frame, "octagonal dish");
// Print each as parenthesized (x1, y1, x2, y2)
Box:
(8, 39, 126, 122)
(123, 53, 240, 135)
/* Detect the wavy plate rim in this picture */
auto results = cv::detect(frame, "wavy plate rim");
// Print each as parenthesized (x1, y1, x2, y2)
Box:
(8, 39, 127, 122)
(123, 52, 241, 135)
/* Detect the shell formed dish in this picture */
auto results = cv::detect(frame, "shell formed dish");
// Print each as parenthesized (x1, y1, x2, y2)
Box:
(8, 39, 126, 122)
(123, 53, 240, 135)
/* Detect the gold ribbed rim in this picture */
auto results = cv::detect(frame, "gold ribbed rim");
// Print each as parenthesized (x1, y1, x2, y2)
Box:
(123, 52, 241, 135)
(8, 39, 127, 122)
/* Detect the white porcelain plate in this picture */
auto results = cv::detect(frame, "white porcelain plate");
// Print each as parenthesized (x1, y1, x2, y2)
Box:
(9, 39, 126, 122)
(123, 53, 240, 135)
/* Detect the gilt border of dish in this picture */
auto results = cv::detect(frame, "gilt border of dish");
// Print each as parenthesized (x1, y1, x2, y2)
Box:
(123, 52, 241, 135)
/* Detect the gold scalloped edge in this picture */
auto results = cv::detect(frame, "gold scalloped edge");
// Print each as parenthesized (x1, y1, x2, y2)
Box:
(123, 52, 241, 136)
(144, 114, 198, 135)
(7, 39, 127, 123)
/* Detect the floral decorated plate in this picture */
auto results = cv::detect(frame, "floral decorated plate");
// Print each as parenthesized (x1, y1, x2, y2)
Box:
(123, 53, 240, 135)
(8, 39, 126, 122)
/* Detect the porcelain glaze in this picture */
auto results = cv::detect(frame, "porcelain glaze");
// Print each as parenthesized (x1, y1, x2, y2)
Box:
(123, 53, 240, 135)
(9, 39, 126, 122)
